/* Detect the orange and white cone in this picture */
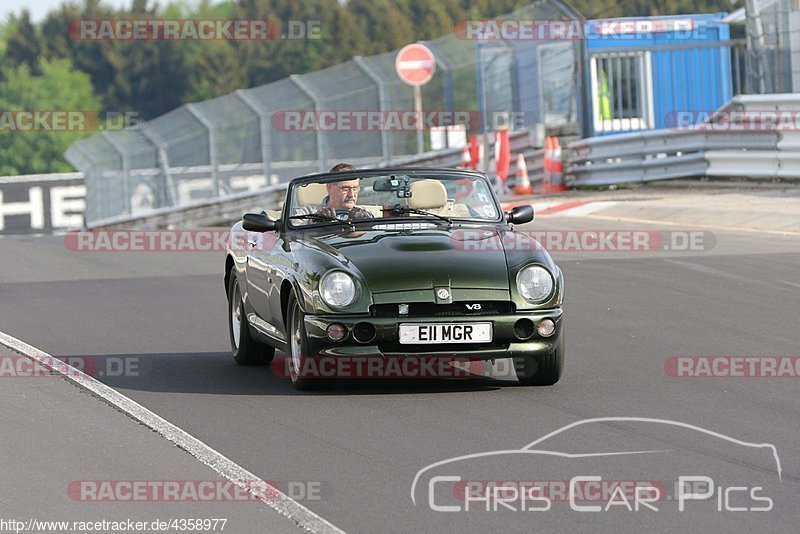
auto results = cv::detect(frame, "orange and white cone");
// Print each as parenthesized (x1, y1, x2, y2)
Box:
(460, 146, 471, 169)
(514, 153, 533, 195)
(542, 136, 553, 193)
(549, 137, 567, 192)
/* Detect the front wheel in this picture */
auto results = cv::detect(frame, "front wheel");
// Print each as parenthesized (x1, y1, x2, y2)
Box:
(513, 335, 564, 386)
(228, 270, 275, 366)
(286, 294, 324, 390)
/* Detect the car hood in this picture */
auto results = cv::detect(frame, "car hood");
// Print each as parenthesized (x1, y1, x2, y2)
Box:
(298, 228, 511, 293)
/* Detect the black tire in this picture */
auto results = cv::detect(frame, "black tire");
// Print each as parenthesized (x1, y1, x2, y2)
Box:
(514, 333, 564, 386)
(286, 293, 324, 390)
(228, 270, 275, 366)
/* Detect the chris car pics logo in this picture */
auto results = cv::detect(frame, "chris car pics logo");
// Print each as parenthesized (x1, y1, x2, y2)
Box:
(411, 417, 781, 513)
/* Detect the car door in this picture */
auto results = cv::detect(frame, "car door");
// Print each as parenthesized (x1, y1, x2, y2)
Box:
(244, 228, 280, 326)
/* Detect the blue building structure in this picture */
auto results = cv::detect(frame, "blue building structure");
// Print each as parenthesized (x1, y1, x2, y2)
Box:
(582, 13, 734, 136)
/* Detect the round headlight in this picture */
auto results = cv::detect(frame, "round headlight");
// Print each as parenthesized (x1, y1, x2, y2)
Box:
(517, 265, 554, 303)
(320, 271, 357, 308)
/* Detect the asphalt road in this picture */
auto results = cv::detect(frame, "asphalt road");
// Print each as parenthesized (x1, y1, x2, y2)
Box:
(1, 216, 799, 533)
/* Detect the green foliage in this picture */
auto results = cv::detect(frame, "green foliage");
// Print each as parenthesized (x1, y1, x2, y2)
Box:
(0, 58, 102, 175)
(4, 10, 41, 74)
(0, 0, 744, 174)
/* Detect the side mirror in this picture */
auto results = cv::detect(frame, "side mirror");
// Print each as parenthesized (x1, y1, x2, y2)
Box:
(506, 205, 534, 225)
(242, 212, 277, 232)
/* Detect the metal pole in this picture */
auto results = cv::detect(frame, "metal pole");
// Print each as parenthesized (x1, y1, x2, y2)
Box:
(414, 85, 424, 154)
(70, 143, 97, 225)
(236, 89, 272, 184)
(140, 127, 177, 207)
(101, 132, 130, 215)
(354, 56, 391, 164)
(186, 103, 221, 197)
(291, 74, 327, 172)
(746, 0, 768, 93)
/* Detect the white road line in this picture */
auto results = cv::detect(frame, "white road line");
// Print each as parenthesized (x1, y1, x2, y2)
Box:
(549, 200, 618, 217)
(585, 214, 800, 237)
(0, 329, 346, 534)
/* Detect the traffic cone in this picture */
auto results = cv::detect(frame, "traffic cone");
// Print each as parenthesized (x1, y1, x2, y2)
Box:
(514, 153, 533, 195)
(468, 136, 479, 170)
(542, 136, 553, 194)
(550, 137, 567, 192)
(461, 146, 471, 169)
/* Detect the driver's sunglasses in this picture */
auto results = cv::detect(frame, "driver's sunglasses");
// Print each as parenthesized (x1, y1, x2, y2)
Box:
(333, 185, 361, 193)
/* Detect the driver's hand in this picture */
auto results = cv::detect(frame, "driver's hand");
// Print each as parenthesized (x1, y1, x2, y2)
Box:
(315, 207, 337, 218)
(349, 207, 373, 220)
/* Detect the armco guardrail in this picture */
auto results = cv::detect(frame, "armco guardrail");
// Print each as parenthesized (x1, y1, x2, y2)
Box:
(86, 182, 289, 230)
(567, 128, 781, 185)
(567, 94, 800, 185)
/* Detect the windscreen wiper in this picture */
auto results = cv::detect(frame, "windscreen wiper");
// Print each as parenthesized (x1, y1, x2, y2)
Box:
(289, 213, 354, 229)
(389, 205, 453, 225)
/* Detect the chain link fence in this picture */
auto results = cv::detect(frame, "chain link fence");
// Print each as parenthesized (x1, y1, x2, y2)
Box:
(65, 0, 582, 225)
(745, 0, 794, 93)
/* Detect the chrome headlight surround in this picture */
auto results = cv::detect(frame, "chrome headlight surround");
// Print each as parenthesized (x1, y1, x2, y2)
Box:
(516, 265, 555, 304)
(319, 270, 358, 309)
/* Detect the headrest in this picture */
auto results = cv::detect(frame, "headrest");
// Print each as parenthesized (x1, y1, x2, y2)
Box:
(295, 182, 328, 205)
(408, 179, 447, 210)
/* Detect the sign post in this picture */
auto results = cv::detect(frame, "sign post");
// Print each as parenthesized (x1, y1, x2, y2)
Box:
(395, 43, 436, 154)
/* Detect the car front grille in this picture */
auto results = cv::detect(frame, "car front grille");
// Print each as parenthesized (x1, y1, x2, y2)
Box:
(370, 301, 514, 318)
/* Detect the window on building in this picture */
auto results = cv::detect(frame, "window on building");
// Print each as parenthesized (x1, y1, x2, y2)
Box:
(590, 52, 653, 133)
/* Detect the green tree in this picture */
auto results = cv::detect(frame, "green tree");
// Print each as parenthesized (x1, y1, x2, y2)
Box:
(0, 58, 101, 175)
(4, 10, 42, 73)
(38, 2, 121, 114)
(186, 41, 248, 101)
(347, 0, 416, 55)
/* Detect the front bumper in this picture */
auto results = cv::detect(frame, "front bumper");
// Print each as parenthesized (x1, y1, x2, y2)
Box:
(303, 309, 563, 360)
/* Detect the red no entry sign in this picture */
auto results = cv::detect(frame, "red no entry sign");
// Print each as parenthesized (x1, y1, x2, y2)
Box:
(395, 44, 436, 86)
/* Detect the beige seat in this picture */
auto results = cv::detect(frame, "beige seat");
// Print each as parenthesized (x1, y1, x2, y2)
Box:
(408, 179, 448, 211)
(295, 182, 328, 206)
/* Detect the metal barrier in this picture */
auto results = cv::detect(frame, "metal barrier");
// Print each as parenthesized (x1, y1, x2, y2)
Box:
(567, 94, 800, 185)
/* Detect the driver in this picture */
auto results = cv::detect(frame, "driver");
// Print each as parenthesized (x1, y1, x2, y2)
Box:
(308, 163, 373, 220)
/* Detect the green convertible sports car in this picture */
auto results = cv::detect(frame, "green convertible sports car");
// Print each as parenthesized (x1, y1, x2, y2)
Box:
(224, 168, 564, 389)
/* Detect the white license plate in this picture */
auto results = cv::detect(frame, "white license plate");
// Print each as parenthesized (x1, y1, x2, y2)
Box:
(399, 323, 492, 344)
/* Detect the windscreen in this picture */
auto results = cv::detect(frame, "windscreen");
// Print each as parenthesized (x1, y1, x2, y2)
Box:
(288, 173, 502, 226)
